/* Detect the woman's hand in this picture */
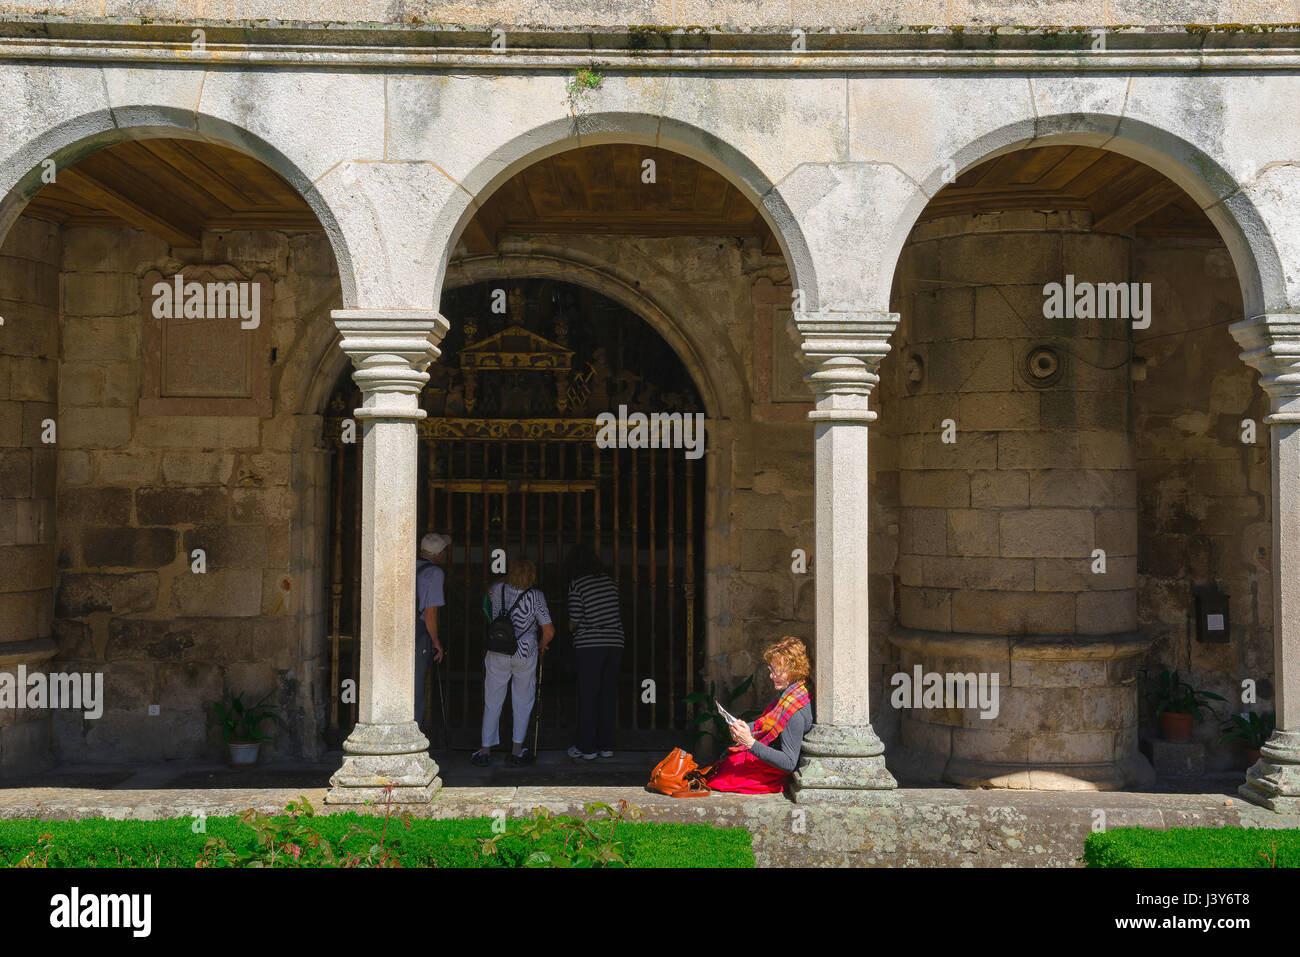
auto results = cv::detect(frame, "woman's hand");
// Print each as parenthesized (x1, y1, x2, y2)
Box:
(729, 720, 755, 749)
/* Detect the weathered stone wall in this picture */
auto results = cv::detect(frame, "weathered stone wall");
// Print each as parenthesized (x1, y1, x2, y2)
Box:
(891, 211, 1137, 637)
(0, 2, 1290, 28)
(1133, 238, 1271, 771)
(49, 224, 340, 763)
(873, 218, 1272, 776)
(0, 214, 60, 773)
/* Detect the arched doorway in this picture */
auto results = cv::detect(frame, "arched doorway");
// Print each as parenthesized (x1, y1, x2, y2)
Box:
(879, 143, 1269, 789)
(0, 130, 346, 773)
(323, 278, 708, 751)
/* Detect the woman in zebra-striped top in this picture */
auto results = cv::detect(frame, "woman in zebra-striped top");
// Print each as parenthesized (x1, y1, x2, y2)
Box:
(566, 544, 624, 761)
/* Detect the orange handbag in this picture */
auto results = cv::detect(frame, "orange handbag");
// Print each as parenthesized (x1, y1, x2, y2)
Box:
(647, 747, 713, 798)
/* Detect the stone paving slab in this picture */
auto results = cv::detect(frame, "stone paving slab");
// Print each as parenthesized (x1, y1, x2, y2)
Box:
(2, 759, 1297, 866)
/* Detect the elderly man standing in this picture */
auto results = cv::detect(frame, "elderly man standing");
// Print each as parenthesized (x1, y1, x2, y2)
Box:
(415, 532, 449, 737)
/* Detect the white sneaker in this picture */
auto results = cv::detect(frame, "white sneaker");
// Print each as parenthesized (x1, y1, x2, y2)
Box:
(567, 745, 597, 761)
(599, 750, 615, 758)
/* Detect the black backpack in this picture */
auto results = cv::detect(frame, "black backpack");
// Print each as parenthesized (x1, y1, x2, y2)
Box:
(486, 584, 530, 656)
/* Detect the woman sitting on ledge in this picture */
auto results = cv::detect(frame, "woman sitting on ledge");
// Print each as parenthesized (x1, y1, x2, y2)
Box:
(707, 636, 813, 795)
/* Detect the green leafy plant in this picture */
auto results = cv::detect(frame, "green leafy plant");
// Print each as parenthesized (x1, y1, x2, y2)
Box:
(198, 788, 412, 868)
(477, 800, 642, 868)
(0, 815, 754, 868)
(684, 676, 761, 749)
(212, 690, 280, 744)
(567, 66, 604, 108)
(13, 833, 75, 868)
(1219, 710, 1275, 748)
(1142, 669, 1226, 722)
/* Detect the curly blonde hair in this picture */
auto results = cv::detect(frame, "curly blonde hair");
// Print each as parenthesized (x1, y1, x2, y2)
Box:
(764, 636, 810, 683)
(506, 557, 537, 590)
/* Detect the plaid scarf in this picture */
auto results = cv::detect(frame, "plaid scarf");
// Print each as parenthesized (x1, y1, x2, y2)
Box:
(731, 680, 810, 752)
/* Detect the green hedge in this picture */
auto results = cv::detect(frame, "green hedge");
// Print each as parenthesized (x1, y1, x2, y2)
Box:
(0, 814, 754, 868)
(1083, 826, 1300, 868)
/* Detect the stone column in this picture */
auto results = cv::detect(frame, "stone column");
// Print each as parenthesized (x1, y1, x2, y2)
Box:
(1232, 313, 1300, 811)
(789, 309, 900, 803)
(326, 308, 449, 804)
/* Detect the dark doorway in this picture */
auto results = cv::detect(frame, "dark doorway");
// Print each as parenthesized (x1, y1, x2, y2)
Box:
(324, 279, 707, 752)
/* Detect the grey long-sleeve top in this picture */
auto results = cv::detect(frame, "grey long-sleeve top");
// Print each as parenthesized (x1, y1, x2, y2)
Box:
(746, 702, 813, 773)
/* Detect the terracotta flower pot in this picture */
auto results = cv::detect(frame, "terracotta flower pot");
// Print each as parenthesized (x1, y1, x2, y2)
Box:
(1159, 711, 1195, 741)
(1244, 748, 1262, 767)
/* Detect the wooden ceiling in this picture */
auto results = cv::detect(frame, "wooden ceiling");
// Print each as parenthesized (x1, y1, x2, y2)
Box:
(22, 140, 1217, 252)
(923, 145, 1217, 238)
(461, 144, 779, 254)
(25, 138, 318, 246)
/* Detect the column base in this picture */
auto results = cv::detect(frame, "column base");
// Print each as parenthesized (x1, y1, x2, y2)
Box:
(791, 723, 899, 805)
(1238, 729, 1300, 813)
(326, 721, 441, 805)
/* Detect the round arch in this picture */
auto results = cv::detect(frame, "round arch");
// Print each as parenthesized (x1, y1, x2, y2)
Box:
(422, 112, 814, 311)
(889, 111, 1285, 321)
(0, 107, 358, 306)
(301, 250, 750, 424)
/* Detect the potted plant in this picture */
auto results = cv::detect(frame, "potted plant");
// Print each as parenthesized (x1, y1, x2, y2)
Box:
(212, 690, 280, 767)
(1220, 710, 1275, 767)
(684, 675, 762, 761)
(1143, 670, 1226, 742)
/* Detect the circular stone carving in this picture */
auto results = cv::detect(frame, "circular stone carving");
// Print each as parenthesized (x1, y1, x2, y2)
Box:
(1024, 345, 1063, 387)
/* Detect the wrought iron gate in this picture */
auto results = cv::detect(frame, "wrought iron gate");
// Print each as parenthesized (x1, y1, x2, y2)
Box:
(324, 278, 708, 752)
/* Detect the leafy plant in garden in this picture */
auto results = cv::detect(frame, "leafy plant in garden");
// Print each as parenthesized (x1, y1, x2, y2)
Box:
(198, 787, 412, 868)
(1142, 669, 1226, 722)
(211, 690, 280, 743)
(477, 800, 642, 868)
(14, 834, 74, 868)
(684, 675, 761, 749)
(1219, 710, 1275, 748)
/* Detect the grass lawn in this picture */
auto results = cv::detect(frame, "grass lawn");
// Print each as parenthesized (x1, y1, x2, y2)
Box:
(1083, 826, 1300, 868)
(0, 811, 755, 868)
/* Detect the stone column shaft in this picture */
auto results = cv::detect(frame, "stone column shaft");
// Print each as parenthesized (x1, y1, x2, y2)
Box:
(1232, 313, 1300, 811)
(789, 310, 899, 803)
(326, 308, 449, 804)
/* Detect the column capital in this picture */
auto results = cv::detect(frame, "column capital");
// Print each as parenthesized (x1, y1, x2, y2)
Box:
(788, 309, 899, 420)
(332, 308, 450, 420)
(1229, 312, 1300, 423)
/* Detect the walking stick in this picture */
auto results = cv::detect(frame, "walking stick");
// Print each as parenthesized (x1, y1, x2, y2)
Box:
(434, 656, 450, 752)
(531, 650, 544, 758)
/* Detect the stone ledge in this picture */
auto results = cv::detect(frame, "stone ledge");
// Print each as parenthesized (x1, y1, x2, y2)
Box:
(5, 21, 1300, 69)
(0, 781, 1291, 866)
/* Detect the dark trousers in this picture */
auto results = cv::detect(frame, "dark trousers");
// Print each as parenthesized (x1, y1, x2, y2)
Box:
(575, 645, 622, 754)
(414, 632, 431, 727)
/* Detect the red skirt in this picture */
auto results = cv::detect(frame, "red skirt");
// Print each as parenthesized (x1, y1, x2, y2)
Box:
(705, 747, 789, 794)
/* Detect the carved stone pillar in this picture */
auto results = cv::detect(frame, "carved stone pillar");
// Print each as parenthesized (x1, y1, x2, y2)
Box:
(789, 309, 900, 803)
(326, 308, 449, 804)
(1232, 313, 1300, 811)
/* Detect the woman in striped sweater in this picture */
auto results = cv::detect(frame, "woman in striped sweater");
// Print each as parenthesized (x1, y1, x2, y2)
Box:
(565, 544, 625, 761)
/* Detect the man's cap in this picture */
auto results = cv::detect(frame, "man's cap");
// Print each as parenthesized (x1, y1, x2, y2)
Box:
(421, 532, 451, 556)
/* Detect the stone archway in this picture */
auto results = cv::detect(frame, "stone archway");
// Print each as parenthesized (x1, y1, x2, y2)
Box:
(0, 127, 351, 772)
(876, 137, 1277, 791)
(321, 275, 716, 753)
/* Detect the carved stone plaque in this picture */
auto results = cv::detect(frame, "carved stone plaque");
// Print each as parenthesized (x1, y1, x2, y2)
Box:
(770, 306, 808, 402)
(751, 278, 811, 423)
(139, 266, 272, 417)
